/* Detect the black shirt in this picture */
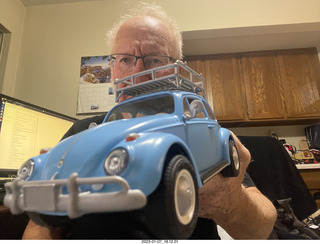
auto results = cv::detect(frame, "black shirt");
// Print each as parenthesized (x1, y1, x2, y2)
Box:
(65, 213, 220, 239)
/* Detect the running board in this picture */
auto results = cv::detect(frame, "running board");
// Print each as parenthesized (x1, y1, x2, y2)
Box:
(200, 160, 229, 184)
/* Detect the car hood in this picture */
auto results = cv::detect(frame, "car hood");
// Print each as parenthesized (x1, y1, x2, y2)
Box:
(40, 114, 178, 180)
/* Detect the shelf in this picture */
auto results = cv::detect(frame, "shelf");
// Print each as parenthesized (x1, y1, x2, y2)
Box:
(296, 164, 320, 170)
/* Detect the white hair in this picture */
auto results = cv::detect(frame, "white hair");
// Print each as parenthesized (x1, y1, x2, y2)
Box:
(106, 2, 183, 60)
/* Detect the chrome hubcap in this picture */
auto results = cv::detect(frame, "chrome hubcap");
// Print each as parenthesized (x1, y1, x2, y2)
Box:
(174, 169, 196, 225)
(232, 144, 240, 171)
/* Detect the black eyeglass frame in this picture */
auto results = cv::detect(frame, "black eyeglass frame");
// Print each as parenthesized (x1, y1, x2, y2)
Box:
(109, 53, 175, 72)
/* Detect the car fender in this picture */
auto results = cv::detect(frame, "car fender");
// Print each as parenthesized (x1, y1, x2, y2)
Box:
(219, 128, 235, 165)
(116, 132, 202, 196)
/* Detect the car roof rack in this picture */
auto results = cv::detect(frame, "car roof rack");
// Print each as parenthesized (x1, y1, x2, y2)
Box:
(114, 61, 205, 102)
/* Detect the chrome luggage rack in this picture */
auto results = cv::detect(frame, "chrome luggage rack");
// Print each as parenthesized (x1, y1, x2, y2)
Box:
(114, 61, 205, 102)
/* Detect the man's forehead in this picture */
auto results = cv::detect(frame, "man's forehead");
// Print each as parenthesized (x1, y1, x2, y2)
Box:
(117, 16, 170, 38)
(113, 16, 170, 53)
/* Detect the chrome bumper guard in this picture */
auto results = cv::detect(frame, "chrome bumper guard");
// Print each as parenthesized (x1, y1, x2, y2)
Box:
(4, 173, 147, 219)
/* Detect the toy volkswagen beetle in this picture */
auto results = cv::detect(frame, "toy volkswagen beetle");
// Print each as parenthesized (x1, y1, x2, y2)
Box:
(5, 61, 240, 239)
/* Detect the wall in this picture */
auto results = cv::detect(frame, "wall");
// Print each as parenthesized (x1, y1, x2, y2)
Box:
(0, 0, 25, 96)
(6, 0, 320, 119)
(173, 0, 320, 31)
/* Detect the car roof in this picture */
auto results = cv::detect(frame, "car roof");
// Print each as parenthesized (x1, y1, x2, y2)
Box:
(119, 90, 204, 105)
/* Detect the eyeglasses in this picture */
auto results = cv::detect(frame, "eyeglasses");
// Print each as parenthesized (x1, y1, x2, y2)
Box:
(110, 54, 175, 73)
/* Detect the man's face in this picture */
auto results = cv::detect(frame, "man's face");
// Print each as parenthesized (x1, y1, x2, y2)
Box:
(111, 16, 175, 102)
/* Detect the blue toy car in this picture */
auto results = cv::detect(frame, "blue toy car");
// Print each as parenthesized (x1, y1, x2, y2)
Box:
(4, 61, 240, 239)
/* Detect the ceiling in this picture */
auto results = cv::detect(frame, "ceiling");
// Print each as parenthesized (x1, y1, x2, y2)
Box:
(20, 0, 320, 56)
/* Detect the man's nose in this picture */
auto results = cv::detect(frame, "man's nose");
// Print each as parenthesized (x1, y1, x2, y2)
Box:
(133, 59, 152, 84)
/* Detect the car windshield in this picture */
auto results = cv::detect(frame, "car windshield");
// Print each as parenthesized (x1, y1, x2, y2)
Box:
(106, 94, 175, 122)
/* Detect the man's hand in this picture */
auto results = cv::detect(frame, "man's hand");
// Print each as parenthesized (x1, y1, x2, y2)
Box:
(198, 132, 251, 218)
(198, 132, 277, 239)
(22, 220, 62, 239)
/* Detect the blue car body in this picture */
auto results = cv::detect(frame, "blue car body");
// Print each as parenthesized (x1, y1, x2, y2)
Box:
(4, 62, 237, 222)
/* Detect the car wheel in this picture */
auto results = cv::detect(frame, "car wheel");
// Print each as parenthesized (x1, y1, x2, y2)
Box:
(221, 139, 240, 177)
(144, 155, 198, 239)
(28, 212, 71, 228)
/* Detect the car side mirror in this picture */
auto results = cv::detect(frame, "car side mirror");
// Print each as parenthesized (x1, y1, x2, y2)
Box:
(190, 100, 204, 118)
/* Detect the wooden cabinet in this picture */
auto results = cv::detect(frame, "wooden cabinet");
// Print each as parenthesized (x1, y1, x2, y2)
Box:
(299, 168, 320, 209)
(278, 49, 320, 118)
(184, 48, 320, 125)
(241, 52, 285, 120)
(185, 55, 246, 121)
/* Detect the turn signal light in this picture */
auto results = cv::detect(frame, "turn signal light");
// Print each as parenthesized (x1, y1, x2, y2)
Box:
(125, 133, 140, 142)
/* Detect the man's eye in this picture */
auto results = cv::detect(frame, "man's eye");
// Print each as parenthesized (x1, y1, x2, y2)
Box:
(145, 57, 164, 67)
(151, 58, 161, 64)
(119, 56, 133, 64)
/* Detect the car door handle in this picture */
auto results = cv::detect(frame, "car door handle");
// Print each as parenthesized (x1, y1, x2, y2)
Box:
(208, 124, 214, 128)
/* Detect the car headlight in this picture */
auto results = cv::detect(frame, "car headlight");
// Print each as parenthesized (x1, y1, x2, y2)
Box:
(17, 159, 35, 181)
(104, 148, 129, 175)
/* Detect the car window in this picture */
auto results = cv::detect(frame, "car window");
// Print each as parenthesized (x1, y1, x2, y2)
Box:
(184, 98, 206, 119)
(203, 101, 216, 120)
(106, 95, 174, 122)
(183, 99, 192, 118)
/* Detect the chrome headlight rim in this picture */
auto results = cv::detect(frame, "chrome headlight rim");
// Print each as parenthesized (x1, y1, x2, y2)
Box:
(17, 159, 35, 181)
(104, 148, 129, 175)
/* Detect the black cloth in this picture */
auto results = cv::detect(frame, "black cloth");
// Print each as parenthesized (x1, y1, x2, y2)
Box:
(61, 114, 106, 141)
(238, 136, 318, 221)
(273, 198, 320, 239)
(60, 115, 255, 239)
(65, 212, 219, 239)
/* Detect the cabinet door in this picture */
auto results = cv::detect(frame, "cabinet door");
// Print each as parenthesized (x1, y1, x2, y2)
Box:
(241, 52, 285, 120)
(278, 48, 320, 118)
(185, 55, 246, 121)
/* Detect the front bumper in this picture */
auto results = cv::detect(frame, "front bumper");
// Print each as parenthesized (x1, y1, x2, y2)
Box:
(4, 173, 147, 219)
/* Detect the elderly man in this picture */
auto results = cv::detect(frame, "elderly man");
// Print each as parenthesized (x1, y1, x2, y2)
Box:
(23, 2, 276, 239)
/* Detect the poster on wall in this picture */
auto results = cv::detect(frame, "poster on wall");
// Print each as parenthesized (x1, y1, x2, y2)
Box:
(77, 55, 117, 114)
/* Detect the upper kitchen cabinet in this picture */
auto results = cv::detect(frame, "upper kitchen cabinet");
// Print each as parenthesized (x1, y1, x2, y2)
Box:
(184, 55, 246, 121)
(241, 51, 285, 120)
(184, 48, 320, 125)
(278, 48, 320, 118)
